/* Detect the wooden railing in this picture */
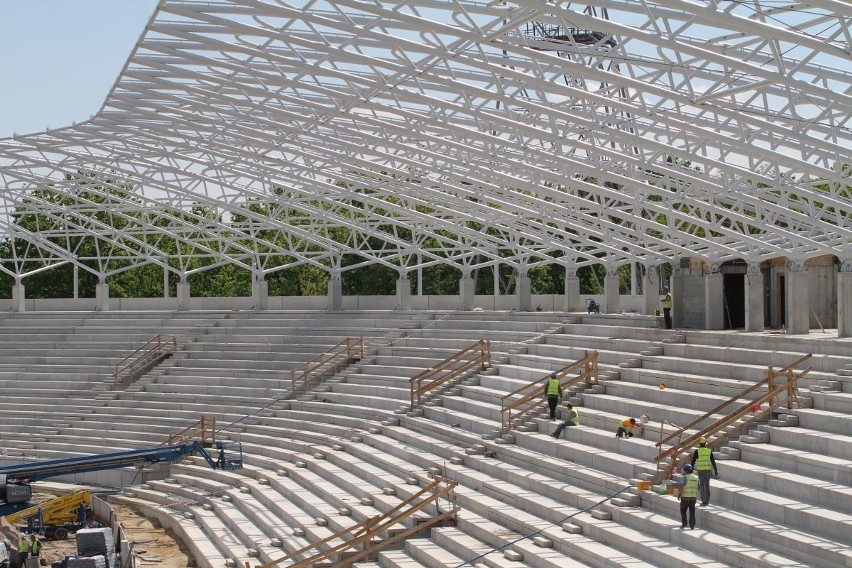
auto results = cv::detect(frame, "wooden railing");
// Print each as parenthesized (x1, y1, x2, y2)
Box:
(112, 334, 178, 390)
(254, 475, 458, 568)
(291, 337, 364, 397)
(500, 350, 599, 433)
(409, 340, 491, 408)
(654, 353, 811, 483)
(161, 416, 216, 446)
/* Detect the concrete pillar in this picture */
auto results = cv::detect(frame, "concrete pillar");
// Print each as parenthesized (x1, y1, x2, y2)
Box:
(704, 265, 724, 330)
(839, 260, 852, 338)
(643, 264, 659, 315)
(11, 283, 25, 313)
(745, 262, 765, 332)
(604, 267, 620, 313)
(786, 260, 810, 334)
(327, 272, 342, 311)
(517, 272, 531, 311)
(176, 280, 191, 311)
(96, 283, 110, 312)
(459, 273, 475, 310)
(564, 268, 581, 312)
(396, 275, 411, 311)
(253, 277, 268, 311)
(671, 266, 684, 329)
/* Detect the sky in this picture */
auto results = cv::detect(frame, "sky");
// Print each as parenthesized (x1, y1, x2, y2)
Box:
(0, 0, 159, 138)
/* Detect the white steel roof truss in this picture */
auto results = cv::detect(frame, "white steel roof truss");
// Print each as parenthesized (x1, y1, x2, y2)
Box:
(0, 0, 848, 278)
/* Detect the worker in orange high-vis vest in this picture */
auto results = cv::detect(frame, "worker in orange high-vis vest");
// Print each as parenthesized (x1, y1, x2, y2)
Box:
(544, 372, 563, 420)
(616, 417, 636, 438)
(690, 436, 719, 506)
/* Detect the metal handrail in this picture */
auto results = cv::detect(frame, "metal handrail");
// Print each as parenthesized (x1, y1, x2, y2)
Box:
(500, 350, 599, 433)
(656, 352, 811, 449)
(409, 340, 491, 408)
(290, 337, 364, 396)
(654, 353, 811, 482)
(112, 334, 177, 390)
(161, 416, 216, 447)
(257, 476, 458, 568)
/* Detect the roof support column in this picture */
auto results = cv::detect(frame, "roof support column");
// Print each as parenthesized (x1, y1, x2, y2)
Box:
(327, 271, 342, 311)
(604, 265, 620, 314)
(12, 279, 25, 313)
(745, 262, 765, 332)
(837, 259, 852, 338)
(671, 262, 684, 329)
(786, 260, 810, 334)
(564, 266, 581, 312)
(643, 264, 659, 316)
(96, 280, 110, 312)
(253, 276, 268, 311)
(177, 278, 191, 311)
(704, 263, 724, 330)
(517, 270, 531, 312)
(396, 273, 411, 311)
(459, 271, 475, 311)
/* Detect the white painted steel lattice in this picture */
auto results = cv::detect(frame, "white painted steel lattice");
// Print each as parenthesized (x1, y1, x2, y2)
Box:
(0, 0, 850, 282)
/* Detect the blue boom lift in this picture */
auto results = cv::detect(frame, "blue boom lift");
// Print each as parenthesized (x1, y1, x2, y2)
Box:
(0, 440, 242, 517)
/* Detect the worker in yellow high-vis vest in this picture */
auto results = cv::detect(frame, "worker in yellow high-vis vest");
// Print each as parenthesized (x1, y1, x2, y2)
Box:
(16, 535, 30, 562)
(543, 372, 563, 420)
(690, 436, 719, 506)
(551, 403, 579, 439)
(678, 463, 700, 529)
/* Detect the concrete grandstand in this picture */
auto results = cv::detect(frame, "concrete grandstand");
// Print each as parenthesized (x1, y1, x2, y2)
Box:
(0, 1, 850, 567)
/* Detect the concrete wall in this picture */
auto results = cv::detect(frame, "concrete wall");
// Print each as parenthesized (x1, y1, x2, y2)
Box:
(678, 270, 706, 329)
(0, 293, 648, 314)
(808, 257, 837, 328)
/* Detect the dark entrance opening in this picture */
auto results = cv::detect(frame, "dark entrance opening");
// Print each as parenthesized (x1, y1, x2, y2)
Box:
(723, 273, 745, 329)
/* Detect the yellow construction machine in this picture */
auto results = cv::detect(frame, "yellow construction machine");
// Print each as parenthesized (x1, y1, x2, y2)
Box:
(2, 490, 92, 539)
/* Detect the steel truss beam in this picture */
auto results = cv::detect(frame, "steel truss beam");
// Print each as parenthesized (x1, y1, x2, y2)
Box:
(0, 0, 849, 282)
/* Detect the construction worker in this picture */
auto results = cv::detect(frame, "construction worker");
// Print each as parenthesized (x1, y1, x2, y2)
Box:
(551, 403, 579, 439)
(616, 417, 637, 438)
(544, 372, 562, 420)
(661, 285, 673, 329)
(678, 463, 699, 529)
(0, 539, 10, 568)
(16, 534, 30, 561)
(27, 534, 41, 559)
(691, 436, 719, 506)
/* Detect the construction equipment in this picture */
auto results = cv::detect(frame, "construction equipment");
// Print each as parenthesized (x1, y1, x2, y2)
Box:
(3, 490, 91, 539)
(0, 440, 242, 517)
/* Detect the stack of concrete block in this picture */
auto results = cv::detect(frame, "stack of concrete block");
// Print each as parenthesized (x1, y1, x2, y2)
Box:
(65, 557, 107, 568)
(75, 527, 116, 567)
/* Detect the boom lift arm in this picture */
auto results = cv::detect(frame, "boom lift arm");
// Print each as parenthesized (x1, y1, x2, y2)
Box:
(0, 441, 242, 516)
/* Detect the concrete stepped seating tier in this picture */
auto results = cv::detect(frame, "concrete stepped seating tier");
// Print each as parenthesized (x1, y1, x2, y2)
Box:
(0, 311, 849, 568)
(110, 493, 230, 567)
(230, 414, 664, 565)
(399, 412, 846, 568)
(788, 408, 850, 436)
(329, 411, 819, 568)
